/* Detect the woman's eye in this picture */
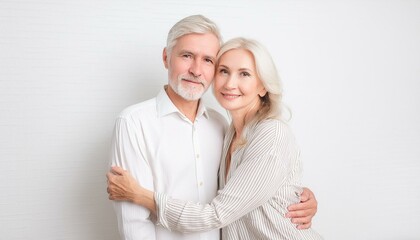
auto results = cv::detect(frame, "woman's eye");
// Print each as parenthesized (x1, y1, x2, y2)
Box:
(219, 69, 228, 74)
(241, 72, 251, 77)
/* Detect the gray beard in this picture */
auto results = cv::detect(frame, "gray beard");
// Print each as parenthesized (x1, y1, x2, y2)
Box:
(169, 80, 205, 101)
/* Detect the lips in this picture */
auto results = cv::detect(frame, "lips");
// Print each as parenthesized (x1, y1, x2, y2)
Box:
(221, 93, 241, 99)
(182, 78, 204, 86)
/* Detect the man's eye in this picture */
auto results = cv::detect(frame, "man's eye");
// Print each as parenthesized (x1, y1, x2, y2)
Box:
(205, 58, 214, 64)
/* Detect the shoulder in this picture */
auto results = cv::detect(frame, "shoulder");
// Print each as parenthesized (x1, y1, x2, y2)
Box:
(117, 97, 157, 121)
(254, 118, 291, 136)
(112, 98, 157, 136)
(248, 118, 297, 149)
(246, 119, 299, 157)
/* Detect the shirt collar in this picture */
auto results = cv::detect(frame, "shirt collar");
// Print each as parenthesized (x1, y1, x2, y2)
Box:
(156, 85, 209, 119)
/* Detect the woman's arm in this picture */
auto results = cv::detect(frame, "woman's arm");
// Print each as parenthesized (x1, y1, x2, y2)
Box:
(107, 166, 318, 230)
(107, 166, 156, 215)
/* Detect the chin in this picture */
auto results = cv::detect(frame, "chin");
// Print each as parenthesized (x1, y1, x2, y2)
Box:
(218, 102, 235, 111)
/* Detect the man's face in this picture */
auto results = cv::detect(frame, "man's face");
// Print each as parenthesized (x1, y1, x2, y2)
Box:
(163, 33, 220, 101)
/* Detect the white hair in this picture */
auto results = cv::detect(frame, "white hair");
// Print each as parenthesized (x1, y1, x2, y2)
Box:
(166, 15, 223, 57)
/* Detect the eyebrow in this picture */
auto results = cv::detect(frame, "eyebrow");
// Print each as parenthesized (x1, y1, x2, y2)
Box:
(179, 50, 194, 56)
(179, 50, 216, 61)
(218, 65, 252, 72)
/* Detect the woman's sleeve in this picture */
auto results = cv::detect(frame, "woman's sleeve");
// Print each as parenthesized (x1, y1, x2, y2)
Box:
(155, 120, 299, 233)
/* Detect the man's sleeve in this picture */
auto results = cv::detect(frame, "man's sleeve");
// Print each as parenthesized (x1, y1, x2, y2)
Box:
(110, 117, 156, 240)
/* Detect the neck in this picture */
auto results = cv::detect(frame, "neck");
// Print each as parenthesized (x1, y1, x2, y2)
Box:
(230, 100, 261, 137)
(231, 114, 244, 138)
(165, 85, 199, 122)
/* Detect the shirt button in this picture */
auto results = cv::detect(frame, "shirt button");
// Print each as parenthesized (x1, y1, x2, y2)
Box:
(196, 154, 200, 159)
(199, 182, 203, 186)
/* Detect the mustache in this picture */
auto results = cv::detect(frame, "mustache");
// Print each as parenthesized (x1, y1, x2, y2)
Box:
(179, 74, 205, 86)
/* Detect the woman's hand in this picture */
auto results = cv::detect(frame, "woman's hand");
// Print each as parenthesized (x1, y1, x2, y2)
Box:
(286, 187, 318, 229)
(106, 166, 156, 214)
(106, 166, 142, 202)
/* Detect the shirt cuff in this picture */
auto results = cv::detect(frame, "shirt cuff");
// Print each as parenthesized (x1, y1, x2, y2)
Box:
(154, 192, 170, 229)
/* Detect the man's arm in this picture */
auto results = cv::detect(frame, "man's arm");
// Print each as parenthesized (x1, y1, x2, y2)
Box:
(109, 117, 156, 239)
(286, 187, 318, 229)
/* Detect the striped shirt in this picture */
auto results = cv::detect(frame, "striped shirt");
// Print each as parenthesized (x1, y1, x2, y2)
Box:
(155, 119, 323, 239)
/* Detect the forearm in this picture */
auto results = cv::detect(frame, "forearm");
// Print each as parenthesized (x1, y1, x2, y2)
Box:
(132, 188, 156, 215)
(155, 192, 225, 233)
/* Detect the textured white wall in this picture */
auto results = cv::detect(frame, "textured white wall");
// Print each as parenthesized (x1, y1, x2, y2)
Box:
(1, 1, 419, 239)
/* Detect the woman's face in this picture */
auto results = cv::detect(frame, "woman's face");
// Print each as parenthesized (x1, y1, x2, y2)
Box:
(214, 49, 266, 117)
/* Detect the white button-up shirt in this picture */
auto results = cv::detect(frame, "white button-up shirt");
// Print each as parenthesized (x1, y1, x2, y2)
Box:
(110, 87, 227, 240)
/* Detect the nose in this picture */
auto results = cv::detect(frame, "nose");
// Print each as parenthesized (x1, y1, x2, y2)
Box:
(223, 75, 237, 90)
(189, 59, 202, 78)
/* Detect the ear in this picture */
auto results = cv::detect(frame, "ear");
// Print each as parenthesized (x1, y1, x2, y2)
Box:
(162, 48, 169, 69)
(258, 88, 267, 98)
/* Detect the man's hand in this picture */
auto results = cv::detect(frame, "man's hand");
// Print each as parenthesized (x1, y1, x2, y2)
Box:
(106, 166, 142, 203)
(286, 187, 317, 229)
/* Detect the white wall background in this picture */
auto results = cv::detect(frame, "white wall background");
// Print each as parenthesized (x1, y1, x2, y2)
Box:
(1, 1, 419, 239)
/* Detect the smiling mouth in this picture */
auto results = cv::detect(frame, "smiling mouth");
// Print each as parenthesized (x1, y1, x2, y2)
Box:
(182, 79, 204, 86)
(221, 93, 241, 99)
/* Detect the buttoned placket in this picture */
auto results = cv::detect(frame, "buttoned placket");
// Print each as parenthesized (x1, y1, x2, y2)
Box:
(192, 121, 205, 194)
(177, 113, 205, 197)
(192, 120, 208, 240)
(176, 106, 210, 240)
